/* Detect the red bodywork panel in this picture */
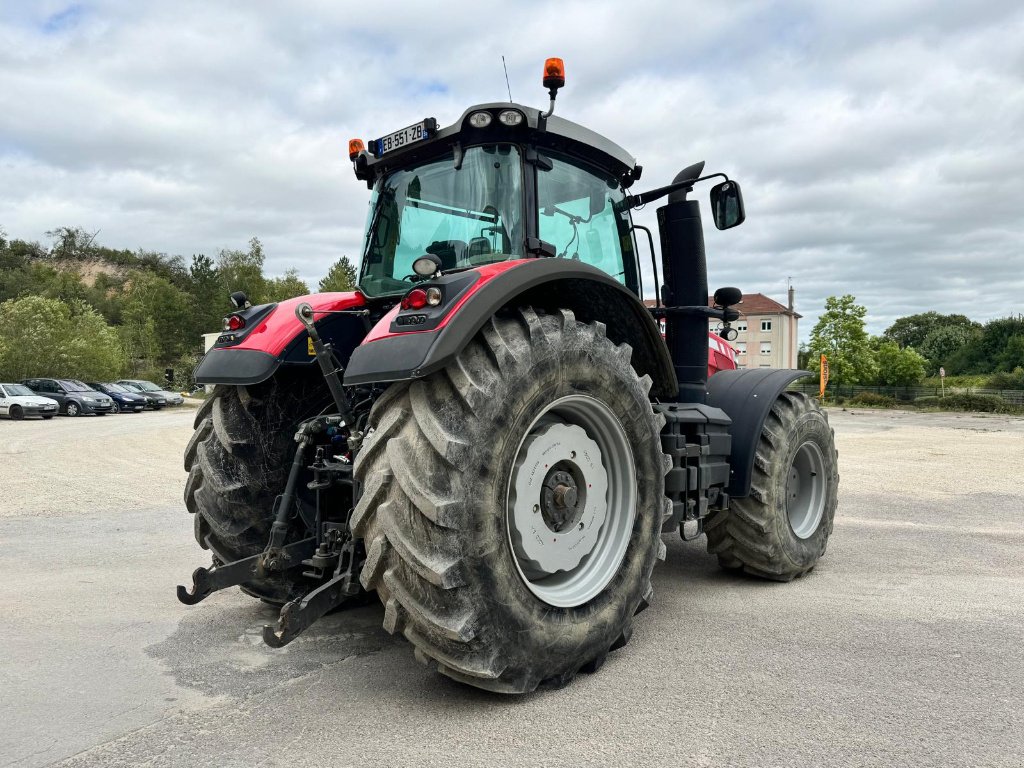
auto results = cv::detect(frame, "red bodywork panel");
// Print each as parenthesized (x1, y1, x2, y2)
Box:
(707, 332, 738, 377)
(360, 260, 527, 344)
(229, 261, 735, 380)
(230, 291, 367, 357)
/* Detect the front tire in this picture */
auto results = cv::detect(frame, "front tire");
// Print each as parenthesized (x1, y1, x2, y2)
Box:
(65, 401, 80, 417)
(704, 392, 838, 580)
(353, 309, 669, 693)
(10, 405, 23, 421)
(110, 401, 120, 414)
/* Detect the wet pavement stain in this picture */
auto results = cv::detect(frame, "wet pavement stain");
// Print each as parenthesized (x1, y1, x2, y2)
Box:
(147, 595, 395, 699)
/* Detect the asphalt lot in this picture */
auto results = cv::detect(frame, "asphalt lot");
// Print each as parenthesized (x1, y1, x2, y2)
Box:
(2, 406, 1022, 767)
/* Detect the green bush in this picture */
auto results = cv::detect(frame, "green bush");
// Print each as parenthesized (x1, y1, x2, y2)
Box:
(847, 392, 896, 407)
(913, 393, 1017, 413)
(987, 367, 1024, 390)
(942, 393, 1014, 413)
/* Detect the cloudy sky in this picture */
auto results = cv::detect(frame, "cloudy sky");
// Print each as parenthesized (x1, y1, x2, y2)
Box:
(2, 1, 1022, 338)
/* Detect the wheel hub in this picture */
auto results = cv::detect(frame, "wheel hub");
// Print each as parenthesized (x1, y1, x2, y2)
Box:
(509, 422, 607, 576)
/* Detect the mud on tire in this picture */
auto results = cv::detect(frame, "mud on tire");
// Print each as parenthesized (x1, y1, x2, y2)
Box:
(183, 372, 331, 603)
(704, 392, 838, 581)
(353, 308, 670, 693)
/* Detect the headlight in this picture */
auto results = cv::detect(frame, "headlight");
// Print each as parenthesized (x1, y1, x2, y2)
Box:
(498, 109, 524, 126)
(468, 111, 492, 128)
(83, 397, 97, 403)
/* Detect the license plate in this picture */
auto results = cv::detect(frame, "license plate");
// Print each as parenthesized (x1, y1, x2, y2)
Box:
(375, 121, 429, 156)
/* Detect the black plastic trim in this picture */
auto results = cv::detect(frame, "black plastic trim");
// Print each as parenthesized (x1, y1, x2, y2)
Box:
(705, 368, 811, 498)
(194, 348, 281, 385)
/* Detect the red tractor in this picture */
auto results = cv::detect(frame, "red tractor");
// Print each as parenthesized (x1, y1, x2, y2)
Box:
(179, 58, 838, 693)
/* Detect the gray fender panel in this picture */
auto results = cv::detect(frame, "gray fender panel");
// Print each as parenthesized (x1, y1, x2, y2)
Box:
(705, 368, 811, 498)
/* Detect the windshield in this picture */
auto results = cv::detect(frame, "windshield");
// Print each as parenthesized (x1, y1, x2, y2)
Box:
(3, 384, 33, 396)
(102, 383, 128, 393)
(358, 145, 524, 297)
(60, 380, 95, 392)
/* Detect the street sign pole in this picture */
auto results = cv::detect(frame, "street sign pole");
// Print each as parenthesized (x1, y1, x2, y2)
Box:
(940, 366, 945, 398)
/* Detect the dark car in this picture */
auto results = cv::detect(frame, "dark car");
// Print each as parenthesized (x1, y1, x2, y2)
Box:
(117, 379, 184, 406)
(21, 378, 113, 416)
(114, 381, 167, 410)
(85, 382, 148, 414)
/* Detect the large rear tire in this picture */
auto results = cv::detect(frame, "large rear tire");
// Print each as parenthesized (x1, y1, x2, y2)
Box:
(704, 392, 838, 580)
(353, 308, 669, 693)
(183, 372, 331, 603)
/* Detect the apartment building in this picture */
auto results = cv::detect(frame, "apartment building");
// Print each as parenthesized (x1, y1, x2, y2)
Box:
(643, 287, 801, 370)
(717, 288, 801, 369)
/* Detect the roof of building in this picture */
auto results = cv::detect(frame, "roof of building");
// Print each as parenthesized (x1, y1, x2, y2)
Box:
(641, 293, 802, 319)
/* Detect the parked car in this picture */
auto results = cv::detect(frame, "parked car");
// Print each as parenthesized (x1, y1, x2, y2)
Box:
(20, 378, 113, 416)
(85, 382, 148, 413)
(117, 379, 184, 406)
(0, 383, 59, 420)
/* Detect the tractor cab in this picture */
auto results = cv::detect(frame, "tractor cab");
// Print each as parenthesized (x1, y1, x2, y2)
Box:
(349, 61, 643, 300)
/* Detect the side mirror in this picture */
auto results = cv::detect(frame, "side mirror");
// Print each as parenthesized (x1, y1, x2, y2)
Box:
(710, 180, 745, 230)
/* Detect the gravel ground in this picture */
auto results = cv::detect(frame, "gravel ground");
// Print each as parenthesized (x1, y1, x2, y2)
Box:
(1, 406, 1022, 767)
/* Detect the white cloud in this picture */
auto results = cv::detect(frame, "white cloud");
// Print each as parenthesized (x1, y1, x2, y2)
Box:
(1, 0, 1022, 339)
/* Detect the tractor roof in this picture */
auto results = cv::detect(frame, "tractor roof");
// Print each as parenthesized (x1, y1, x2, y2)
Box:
(353, 102, 641, 188)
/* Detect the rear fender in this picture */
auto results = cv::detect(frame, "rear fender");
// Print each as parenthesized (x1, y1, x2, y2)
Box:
(194, 292, 369, 386)
(343, 259, 679, 399)
(705, 368, 811, 497)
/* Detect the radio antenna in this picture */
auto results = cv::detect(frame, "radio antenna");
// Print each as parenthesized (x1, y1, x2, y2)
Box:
(502, 55, 513, 102)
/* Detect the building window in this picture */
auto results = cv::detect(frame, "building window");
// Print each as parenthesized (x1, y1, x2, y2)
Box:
(736, 343, 747, 355)
(761, 320, 772, 332)
(736, 321, 747, 332)
(760, 342, 771, 355)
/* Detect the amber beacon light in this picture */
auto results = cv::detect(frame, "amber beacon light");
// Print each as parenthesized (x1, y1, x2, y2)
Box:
(348, 138, 365, 160)
(543, 57, 565, 90)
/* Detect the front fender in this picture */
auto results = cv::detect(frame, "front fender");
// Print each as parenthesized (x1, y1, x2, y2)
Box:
(194, 292, 368, 386)
(706, 368, 810, 498)
(343, 259, 678, 398)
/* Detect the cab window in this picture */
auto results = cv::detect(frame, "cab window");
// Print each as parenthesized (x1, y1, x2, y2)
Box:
(537, 153, 637, 292)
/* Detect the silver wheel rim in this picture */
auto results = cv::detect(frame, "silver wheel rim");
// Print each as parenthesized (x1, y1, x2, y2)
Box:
(506, 394, 636, 608)
(67, 403, 78, 416)
(787, 440, 826, 539)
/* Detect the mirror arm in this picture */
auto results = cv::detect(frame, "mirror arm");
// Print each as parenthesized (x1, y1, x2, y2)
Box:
(626, 172, 730, 209)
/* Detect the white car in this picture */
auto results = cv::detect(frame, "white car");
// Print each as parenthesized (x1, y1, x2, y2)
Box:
(0, 383, 60, 420)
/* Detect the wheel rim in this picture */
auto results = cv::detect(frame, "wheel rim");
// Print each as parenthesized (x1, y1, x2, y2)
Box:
(67, 403, 78, 416)
(786, 440, 827, 539)
(111, 402, 119, 413)
(506, 394, 636, 608)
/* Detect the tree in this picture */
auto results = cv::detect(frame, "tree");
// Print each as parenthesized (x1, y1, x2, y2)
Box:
(917, 324, 977, 373)
(265, 268, 310, 302)
(121, 271, 194, 363)
(0, 296, 126, 380)
(45, 226, 100, 261)
(808, 295, 876, 389)
(319, 255, 358, 293)
(872, 340, 927, 386)
(946, 316, 1024, 374)
(187, 254, 227, 336)
(884, 311, 980, 372)
(217, 237, 268, 303)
